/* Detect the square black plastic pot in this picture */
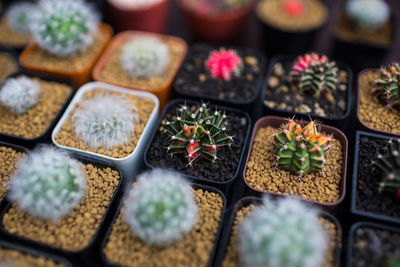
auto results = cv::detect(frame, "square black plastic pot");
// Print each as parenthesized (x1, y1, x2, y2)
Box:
(0, 71, 75, 149)
(100, 183, 226, 267)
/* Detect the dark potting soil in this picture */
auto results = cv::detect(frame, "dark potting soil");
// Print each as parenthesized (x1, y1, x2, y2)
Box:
(264, 59, 349, 119)
(351, 226, 400, 267)
(174, 44, 262, 102)
(355, 135, 400, 218)
(146, 104, 248, 182)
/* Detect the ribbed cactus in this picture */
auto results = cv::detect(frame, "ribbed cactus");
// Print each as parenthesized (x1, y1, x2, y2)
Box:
(371, 63, 400, 109)
(8, 146, 86, 222)
(238, 196, 327, 267)
(346, 0, 390, 32)
(72, 94, 139, 150)
(120, 36, 170, 78)
(273, 119, 333, 177)
(0, 76, 41, 115)
(205, 48, 242, 81)
(30, 0, 99, 57)
(123, 169, 198, 246)
(290, 53, 338, 97)
(6, 2, 36, 34)
(163, 103, 233, 166)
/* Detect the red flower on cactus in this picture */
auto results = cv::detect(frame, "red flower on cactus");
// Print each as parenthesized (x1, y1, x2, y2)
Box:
(205, 48, 242, 81)
(291, 53, 328, 74)
(283, 0, 305, 17)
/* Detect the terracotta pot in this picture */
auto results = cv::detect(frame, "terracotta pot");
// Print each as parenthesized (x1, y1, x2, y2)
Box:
(19, 23, 113, 87)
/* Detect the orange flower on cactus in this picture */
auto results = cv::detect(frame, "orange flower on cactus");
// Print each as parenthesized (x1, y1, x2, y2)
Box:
(205, 48, 242, 81)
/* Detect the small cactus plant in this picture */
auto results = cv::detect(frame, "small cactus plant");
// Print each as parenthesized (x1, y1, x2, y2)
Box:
(238, 196, 327, 267)
(163, 103, 233, 166)
(30, 0, 99, 57)
(346, 0, 390, 32)
(8, 146, 86, 222)
(371, 63, 400, 110)
(290, 53, 339, 97)
(120, 36, 170, 78)
(123, 169, 198, 246)
(205, 48, 242, 81)
(72, 94, 139, 150)
(6, 2, 36, 34)
(273, 118, 333, 177)
(0, 76, 41, 115)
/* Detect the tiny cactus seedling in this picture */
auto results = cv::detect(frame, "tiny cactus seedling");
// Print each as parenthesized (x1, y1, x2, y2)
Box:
(282, 0, 305, 17)
(290, 53, 338, 97)
(0, 76, 41, 115)
(120, 36, 170, 78)
(30, 0, 99, 57)
(72, 94, 139, 150)
(8, 146, 86, 222)
(6, 2, 36, 34)
(238, 196, 327, 267)
(123, 169, 198, 246)
(346, 0, 389, 32)
(163, 103, 233, 166)
(371, 63, 400, 110)
(273, 118, 332, 177)
(205, 48, 242, 81)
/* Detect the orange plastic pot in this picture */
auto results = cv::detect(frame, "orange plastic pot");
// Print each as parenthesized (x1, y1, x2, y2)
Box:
(19, 23, 113, 87)
(92, 31, 188, 110)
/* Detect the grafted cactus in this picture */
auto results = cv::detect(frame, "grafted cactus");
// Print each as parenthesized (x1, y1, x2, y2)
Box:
(205, 48, 242, 81)
(371, 63, 400, 110)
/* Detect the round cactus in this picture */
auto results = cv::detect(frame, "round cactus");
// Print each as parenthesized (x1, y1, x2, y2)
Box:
(6, 2, 36, 34)
(371, 63, 400, 110)
(30, 0, 99, 57)
(120, 36, 170, 78)
(238, 196, 327, 267)
(0, 76, 41, 115)
(8, 146, 86, 222)
(72, 94, 139, 150)
(205, 48, 242, 81)
(123, 169, 198, 246)
(346, 0, 390, 32)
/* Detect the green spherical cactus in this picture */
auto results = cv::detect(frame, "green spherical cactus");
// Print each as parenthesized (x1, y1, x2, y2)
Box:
(372, 63, 400, 110)
(6, 2, 36, 34)
(238, 196, 327, 267)
(346, 0, 390, 32)
(123, 169, 198, 246)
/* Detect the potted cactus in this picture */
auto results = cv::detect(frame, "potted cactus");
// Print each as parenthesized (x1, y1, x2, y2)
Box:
(19, 0, 113, 87)
(0, 47, 18, 82)
(101, 169, 225, 266)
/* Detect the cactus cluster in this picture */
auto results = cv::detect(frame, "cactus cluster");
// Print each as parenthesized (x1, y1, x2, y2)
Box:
(346, 0, 390, 32)
(163, 103, 233, 166)
(205, 48, 242, 81)
(6, 2, 36, 34)
(72, 94, 139, 150)
(0, 76, 41, 115)
(371, 63, 400, 110)
(30, 0, 99, 57)
(8, 146, 86, 222)
(123, 169, 198, 246)
(238, 196, 327, 267)
(273, 118, 333, 177)
(120, 36, 170, 78)
(290, 53, 338, 97)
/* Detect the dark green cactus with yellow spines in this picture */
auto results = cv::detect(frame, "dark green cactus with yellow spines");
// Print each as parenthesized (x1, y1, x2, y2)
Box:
(372, 63, 400, 109)
(273, 119, 333, 177)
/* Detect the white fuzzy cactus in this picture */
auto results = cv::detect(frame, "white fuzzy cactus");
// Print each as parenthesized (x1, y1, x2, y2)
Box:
(8, 146, 86, 223)
(120, 36, 170, 78)
(346, 0, 390, 32)
(6, 2, 36, 34)
(238, 197, 327, 267)
(0, 76, 41, 115)
(30, 0, 99, 57)
(72, 94, 139, 150)
(123, 169, 198, 246)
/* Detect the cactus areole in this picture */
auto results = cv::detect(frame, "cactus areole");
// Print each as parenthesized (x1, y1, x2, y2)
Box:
(372, 63, 400, 110)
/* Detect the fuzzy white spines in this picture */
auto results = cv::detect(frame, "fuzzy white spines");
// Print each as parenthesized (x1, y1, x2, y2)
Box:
(6, 2, 36, 34)
(123, 169, 198, 246)
(30, 0, 99, 57)
(72, 94, 139, 150)
(8, 146, 86, 223)
(120, 36, 170, 78)
(346, 0, 390, 32)
(238, 197, 327, 267)
(0, 76, 41, 115)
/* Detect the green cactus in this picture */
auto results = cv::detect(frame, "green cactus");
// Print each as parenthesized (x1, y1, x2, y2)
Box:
(371, 63, 400, 110)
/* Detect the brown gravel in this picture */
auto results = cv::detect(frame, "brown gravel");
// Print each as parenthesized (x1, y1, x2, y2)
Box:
(256, 0, 328, 31)
(245, 126, 343, 203)
(0, 52, 18, 82)
(2, 164, 120, 251)
(103, 188, 224, 267)
(358, 70, 400, 135)
(0, 77, 72, 138)
(0, 16, 31, 47)
(0, 146, 24, 201)
(54, 87, 155, 158)
(0, 246, 64, 267)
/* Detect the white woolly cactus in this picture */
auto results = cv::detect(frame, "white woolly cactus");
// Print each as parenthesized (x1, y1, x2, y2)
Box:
(0, 76, 41, 115)
(72, 94, 139, 150)
(346, 0, 390, 32)
(8, 146, 86, 223)
(30, 0, 99, 57)
(120, 36, 170, 78)
(238, 197, 327, 267)
(123, 169, 198, 246)
(6, 2, 36, 34)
